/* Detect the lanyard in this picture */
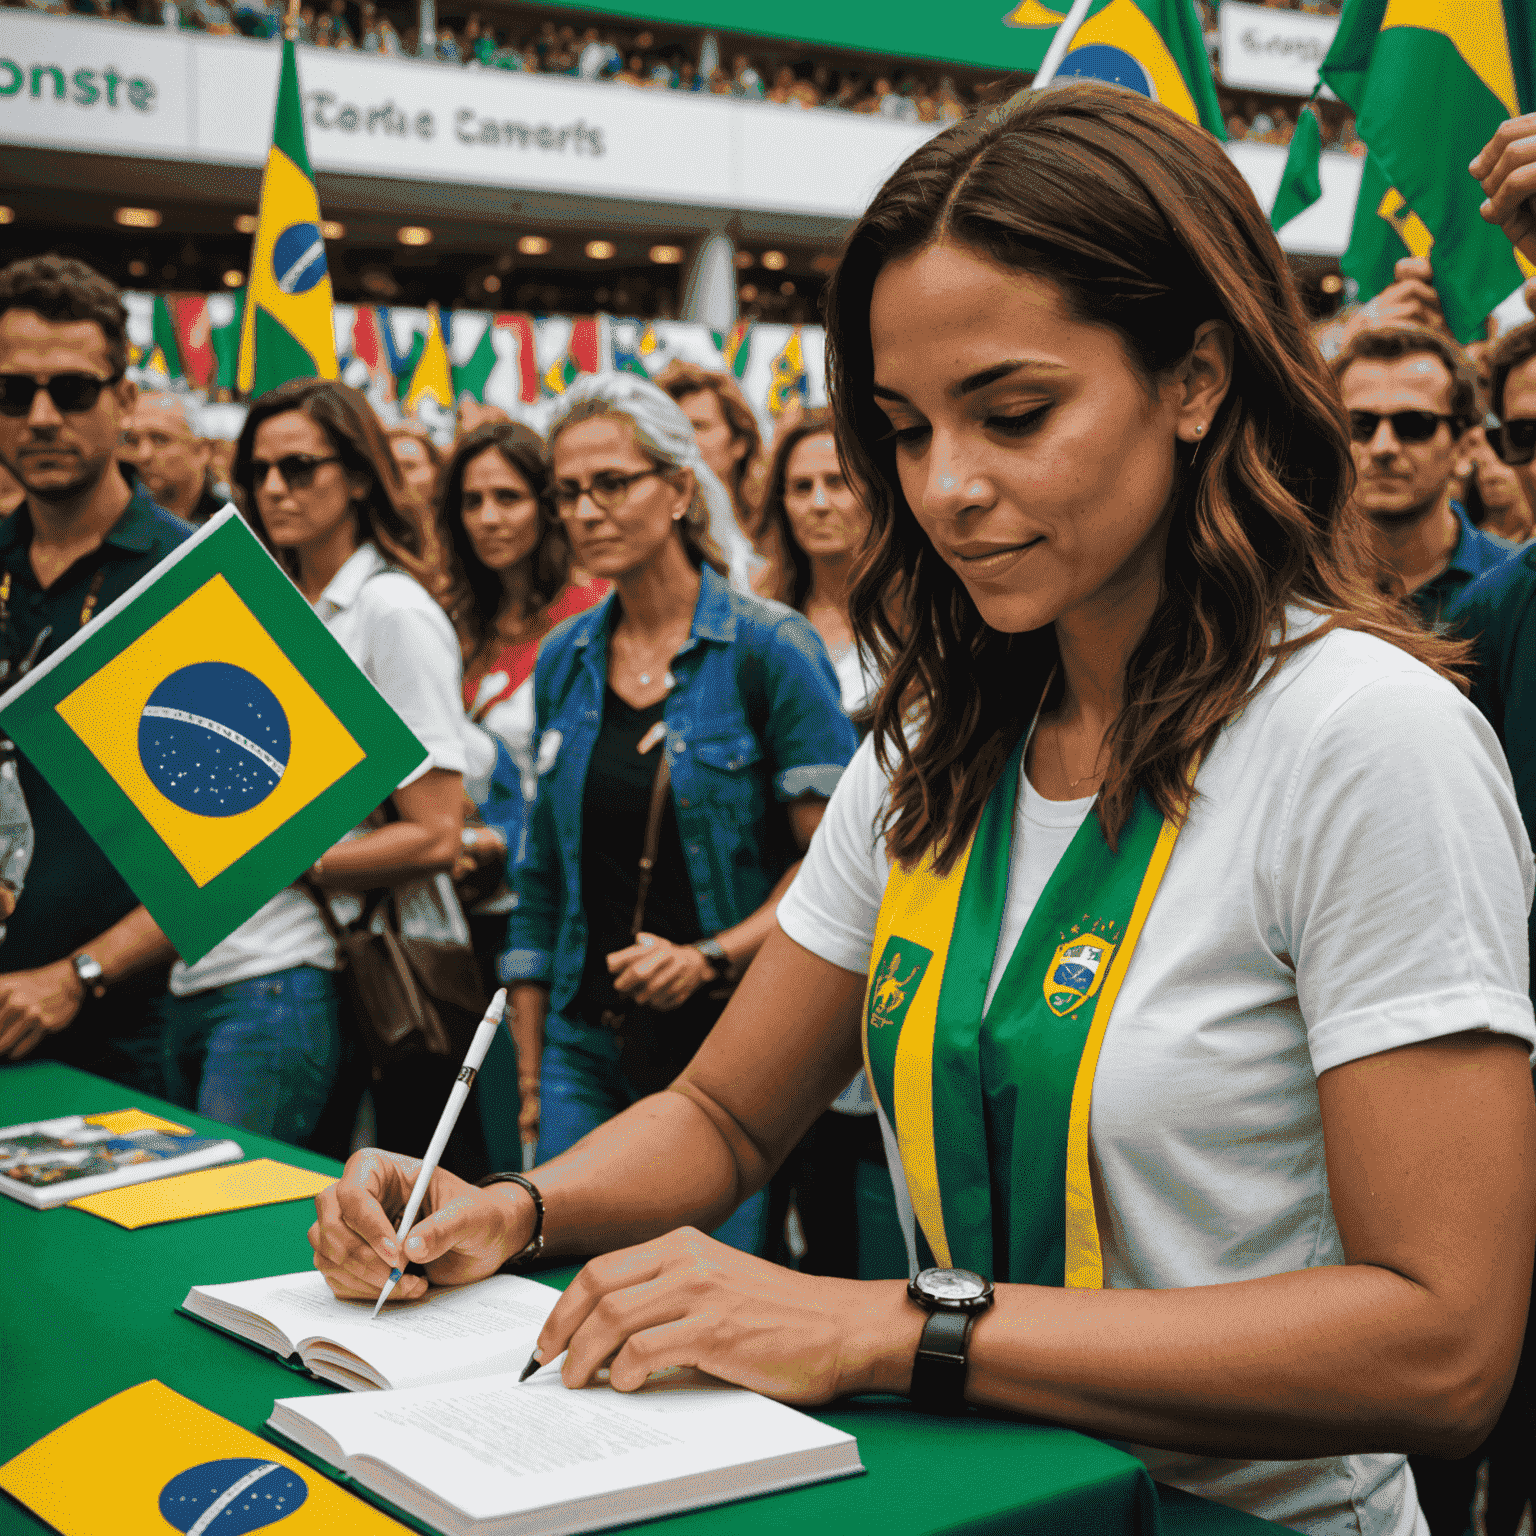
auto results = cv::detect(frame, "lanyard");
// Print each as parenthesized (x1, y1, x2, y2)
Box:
(0, 565, 108, 687)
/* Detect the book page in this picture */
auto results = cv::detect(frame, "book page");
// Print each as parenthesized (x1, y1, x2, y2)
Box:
(274, 1371, 860, 1523)
(189, 1270, 560, 1389)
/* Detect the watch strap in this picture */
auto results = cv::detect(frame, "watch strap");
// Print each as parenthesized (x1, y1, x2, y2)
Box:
(910, 1307, 974, 1415)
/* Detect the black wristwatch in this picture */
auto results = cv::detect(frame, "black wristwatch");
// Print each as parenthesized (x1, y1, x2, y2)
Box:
(691, 937, 731, 979)
(906, 1267, 994, 1415)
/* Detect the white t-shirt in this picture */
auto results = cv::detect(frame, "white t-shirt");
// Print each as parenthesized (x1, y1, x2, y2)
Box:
(777, 619, 1536, 1536)
(172, 544, 473, 995)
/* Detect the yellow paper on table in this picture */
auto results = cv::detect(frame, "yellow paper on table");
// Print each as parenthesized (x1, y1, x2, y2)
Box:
(83, 1108, 194, 1135)
(0, 1379, 407, 1535)
(68, 1157, 335, 1228)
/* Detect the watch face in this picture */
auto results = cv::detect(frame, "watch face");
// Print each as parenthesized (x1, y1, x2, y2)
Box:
(918, 1267, 988, 1302)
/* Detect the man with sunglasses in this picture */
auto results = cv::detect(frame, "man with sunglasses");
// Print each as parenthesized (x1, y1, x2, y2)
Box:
(1333, 325, 1507, 627)
(0, 255, 187, 1090)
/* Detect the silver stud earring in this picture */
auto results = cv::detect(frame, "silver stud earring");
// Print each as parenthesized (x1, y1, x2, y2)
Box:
(1194, 424, 1205, 436)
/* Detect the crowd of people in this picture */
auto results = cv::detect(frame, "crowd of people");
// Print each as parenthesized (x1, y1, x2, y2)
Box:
(17, 0, 1347, 142)
(2, 72, 1535, 1536)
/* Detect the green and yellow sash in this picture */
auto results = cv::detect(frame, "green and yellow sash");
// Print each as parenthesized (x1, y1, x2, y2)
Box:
(862, 736, 1183, 1288)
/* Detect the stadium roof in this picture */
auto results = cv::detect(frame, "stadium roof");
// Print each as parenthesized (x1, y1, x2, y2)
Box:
(527, 0, 1061, 74)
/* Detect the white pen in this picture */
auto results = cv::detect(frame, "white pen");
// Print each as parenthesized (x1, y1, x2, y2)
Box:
(372, 987, 508, 1318)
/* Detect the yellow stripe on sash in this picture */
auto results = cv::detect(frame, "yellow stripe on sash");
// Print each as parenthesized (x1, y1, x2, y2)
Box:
(1061, 811, 1182, 1289)
(863, 841, 976, 1271)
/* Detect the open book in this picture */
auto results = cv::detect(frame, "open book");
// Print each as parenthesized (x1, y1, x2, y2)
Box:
(183, 1269, 861, 1536)
(269, 1368, 862, 1536)
(0, 1112, 241, 1209)
(181, 1268, 558, 1391)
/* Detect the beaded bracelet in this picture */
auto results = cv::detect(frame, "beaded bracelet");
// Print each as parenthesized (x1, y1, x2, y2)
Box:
(477, 1171, 545, 1267)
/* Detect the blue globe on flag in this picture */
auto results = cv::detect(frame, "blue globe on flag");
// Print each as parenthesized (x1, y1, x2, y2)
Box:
(271, 222, 328, 295)
(138, 661, 291, 817)
(159, 1459, 309, 1533)
(1056, 43, 1155, 99)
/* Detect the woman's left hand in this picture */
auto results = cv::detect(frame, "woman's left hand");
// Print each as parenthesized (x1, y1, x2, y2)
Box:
(607, 933, 714, 1010)
(529, 1226, 918, 1405)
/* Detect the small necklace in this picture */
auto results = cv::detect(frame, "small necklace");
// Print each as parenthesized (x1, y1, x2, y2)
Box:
(1055, 725, 1105, 792)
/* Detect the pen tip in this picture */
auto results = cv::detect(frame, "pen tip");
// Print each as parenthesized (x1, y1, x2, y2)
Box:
(518, 1352, 540, 1383)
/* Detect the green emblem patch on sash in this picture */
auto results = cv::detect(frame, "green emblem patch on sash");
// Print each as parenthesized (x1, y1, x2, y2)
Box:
(867, 935, 933, 1031)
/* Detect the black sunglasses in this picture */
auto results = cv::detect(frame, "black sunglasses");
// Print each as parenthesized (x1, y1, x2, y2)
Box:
(1487, 418, 1536, 467)
(1348, 409, 1463, 445)
(245, 453, 343, 490)
(0, 372, 124, 418)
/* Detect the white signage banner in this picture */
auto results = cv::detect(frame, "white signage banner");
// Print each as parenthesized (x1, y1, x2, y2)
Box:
(1, 11, 933, 219)
(1218, 1, 1338, 97)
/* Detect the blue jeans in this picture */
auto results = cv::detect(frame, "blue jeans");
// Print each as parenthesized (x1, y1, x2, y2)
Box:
(157, 966, 342, 1146)
(537, 1030, 765, 1254)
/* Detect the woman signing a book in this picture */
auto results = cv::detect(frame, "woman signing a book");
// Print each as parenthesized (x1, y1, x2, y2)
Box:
(310, 83, 1536, 1536)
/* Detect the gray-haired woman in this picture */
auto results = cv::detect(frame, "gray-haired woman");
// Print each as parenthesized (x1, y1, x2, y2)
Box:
(498, 374, 857, 1252)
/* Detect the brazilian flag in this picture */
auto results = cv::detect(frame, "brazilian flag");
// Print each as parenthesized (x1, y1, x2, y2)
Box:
(0, 512, 424, 963)
(1321, 0, 1533, 342)
(237, 38, 339, 395)
(1003, 0, 1226, 138)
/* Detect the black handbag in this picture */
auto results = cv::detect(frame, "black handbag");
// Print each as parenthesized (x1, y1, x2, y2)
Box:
(599, 754, 735, 1095)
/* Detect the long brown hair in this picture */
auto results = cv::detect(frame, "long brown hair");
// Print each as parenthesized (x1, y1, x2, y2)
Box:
(435, 420, 571, 660)
(655, 359, 770, 526)
(825, 81, 1467, 874)
(755, 406, 835, 610)
(234, 379, 442, 596)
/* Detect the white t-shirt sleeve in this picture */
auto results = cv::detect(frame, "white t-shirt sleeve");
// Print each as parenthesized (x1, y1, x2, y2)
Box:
(778, 734, 892, 974)
(1276, 667, 1536, 1076)
(352, 575, 469, 779)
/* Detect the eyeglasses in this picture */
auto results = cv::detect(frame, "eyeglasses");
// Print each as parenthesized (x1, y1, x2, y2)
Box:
(246, 454, 343, 490)
(0, 372, 123, 417)
(552, 466, 662, 516)
(1488, 418, 1536, 467)
(1348, 410, 1461, 445)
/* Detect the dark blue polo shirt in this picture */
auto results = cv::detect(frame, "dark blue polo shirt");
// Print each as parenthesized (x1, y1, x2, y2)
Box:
(0, 486, 190, 1077)
(1447, 546, 1536, 1000)
(1410, 501, 1513, 628)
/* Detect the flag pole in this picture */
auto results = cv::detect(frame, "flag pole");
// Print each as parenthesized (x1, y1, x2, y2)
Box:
(1032, 0, 1096, 89)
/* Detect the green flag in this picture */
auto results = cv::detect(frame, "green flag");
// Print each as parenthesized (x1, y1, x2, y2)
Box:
(1270, 105, 1324, 233)
(0, 511, 424, 963)
(453, 315, 497, 403)
(149, 297, 184, 382)
(1002, 0, 1225, 138)
(207, 290, 245, 394)
(1321, 0, 1532, 341)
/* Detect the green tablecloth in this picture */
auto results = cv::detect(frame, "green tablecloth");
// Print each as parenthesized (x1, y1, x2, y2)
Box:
(0, 1061, 1283, 1536)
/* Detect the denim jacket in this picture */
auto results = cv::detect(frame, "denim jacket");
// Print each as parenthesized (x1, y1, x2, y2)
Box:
(501, 564, 858, 1040)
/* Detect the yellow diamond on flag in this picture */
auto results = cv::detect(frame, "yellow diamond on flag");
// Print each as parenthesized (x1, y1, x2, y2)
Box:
(54, 574, 364, 889)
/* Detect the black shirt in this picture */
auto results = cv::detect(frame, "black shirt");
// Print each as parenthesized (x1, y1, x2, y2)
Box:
(572, 687, 701, 1021)
(0, 485, 193, 975)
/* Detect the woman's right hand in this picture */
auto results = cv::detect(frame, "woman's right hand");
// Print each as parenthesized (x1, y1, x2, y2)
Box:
(309, 1147, 531, 1301)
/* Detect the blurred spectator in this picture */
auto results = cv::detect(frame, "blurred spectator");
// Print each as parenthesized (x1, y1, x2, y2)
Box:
(326, 0, 350, 44)
(654, 360, 768, 546)
(388, 423, 442, 504)
(577, 25, 620, 79)
(733, 54, 763, 98)
(120, 393, 229, 524)
(436, 24, 460, 61)
(1459, 425, 1535, 549)
(1334, 325, 1505, 625)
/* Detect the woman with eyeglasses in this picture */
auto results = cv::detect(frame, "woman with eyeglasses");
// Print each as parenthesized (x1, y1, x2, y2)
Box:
(312, 87, 1534, 1536)
(493, 373, 856, 1246)
(158, 379, 482, 1170)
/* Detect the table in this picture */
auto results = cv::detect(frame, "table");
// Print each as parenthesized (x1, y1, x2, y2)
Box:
(0, 1061, 1283, 1535)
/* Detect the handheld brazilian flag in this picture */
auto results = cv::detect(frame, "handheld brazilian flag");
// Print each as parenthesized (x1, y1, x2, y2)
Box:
(236, 37, 339, 395)
(1002, 0, 1226, 138)
(0, 1379, 407, 1535)
(0, 510, 425, 964)
(1321, 0, 1534, 342)
(1270, 102, 1325, 233)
